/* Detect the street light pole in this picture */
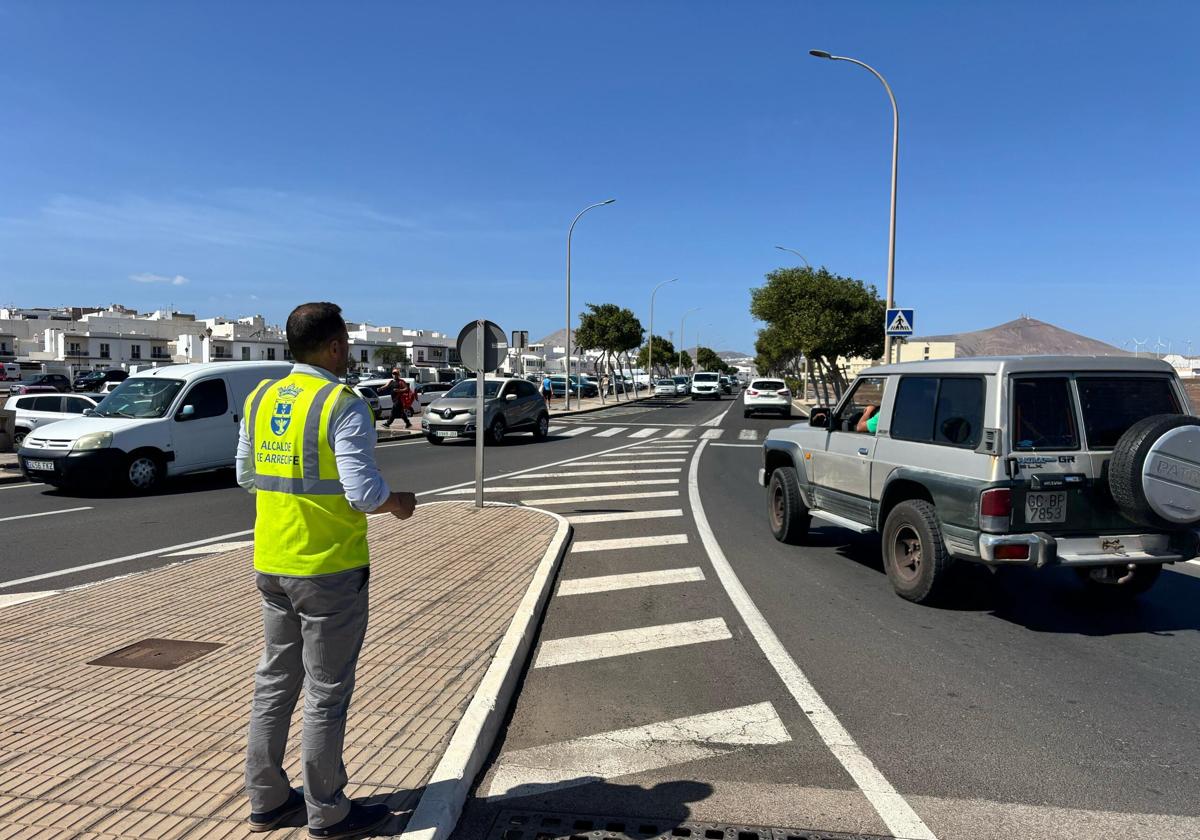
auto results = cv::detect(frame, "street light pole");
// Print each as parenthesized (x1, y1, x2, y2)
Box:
(810, 49, 899, 364)
(565, 198, 616, 410)
(648, 278, 677, 386)
(774, 245, 811, 268)
(680, 307, 700, 374)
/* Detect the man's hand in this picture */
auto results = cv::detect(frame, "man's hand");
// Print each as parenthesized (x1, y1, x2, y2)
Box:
(376, 491, 417, 520)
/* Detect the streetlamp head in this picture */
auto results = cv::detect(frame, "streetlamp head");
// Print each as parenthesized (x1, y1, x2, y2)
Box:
(809, 49, 833, 59)
(601, 198, 616, 205)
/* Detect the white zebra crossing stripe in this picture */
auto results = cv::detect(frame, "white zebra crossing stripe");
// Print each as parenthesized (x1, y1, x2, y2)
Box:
(570, 533, 689, 553)
(512, 468, 682, 479)
(701, 428, 725, 440)
(565, 458, 685, 466)
(593, 427, 628, 437)
(520, 490, 679, 505)
(557, 567, 705, 596)
(738, 429, 758, 440)
(665, 428, 692, 439)
(535, 617, 731, 668)
(483, 702, 790, 799)
(558, 426, 596, 437)
(565, 509, 684, 524)
(629, 428, 661, 438)
(437, 478, 680, 495)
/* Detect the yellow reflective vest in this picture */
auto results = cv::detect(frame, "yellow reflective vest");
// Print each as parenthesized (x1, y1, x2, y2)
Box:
(244, 371, 369, 576)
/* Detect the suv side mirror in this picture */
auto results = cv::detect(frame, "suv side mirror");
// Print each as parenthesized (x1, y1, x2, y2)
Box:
(177, 404, 196, 421)
(506, 393, 517, 401)
(809, 411, 828, 428)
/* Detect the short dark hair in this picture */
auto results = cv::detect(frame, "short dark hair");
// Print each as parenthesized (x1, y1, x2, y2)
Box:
(286, 302, 346, 361)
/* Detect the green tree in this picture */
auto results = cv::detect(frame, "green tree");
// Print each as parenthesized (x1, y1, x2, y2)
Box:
(750, 266, 884, 398)
(695, 346, 724, 372)
(636, 334, 676, 378)
(372, 345, 408, 371)
(574, 303, 644, 401)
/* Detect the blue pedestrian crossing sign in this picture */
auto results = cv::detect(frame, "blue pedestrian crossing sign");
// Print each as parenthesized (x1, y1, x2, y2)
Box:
(885, 308, 915, 336)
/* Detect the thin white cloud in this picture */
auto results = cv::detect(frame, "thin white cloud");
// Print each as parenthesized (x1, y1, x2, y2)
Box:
(131, 272, 190, 286)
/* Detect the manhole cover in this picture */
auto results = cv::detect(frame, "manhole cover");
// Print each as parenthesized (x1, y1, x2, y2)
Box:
(487, 810, 892, 840)
(88, 638, 224, 670)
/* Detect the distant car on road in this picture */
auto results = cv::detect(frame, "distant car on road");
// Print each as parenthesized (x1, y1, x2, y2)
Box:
(353, 385, 382, 422)
(719, 376, 734, 395)
(654, 378, 678, 396)
(744, 378, 792, 418)
(1, 362, 23, 382)
(690, 372, 721, 400)
(421, 377, 549, 444)
(9, 373, 72, 394)
(672, 376, 690, 395)
(7, 392, 101, 448)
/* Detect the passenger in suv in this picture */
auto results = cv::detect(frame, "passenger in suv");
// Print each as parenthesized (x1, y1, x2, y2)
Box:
(760, 356, 1200, 604)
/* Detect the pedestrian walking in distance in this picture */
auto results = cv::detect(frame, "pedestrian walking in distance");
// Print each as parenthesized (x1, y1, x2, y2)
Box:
(238, 302, 417, 839)
(541, 373, 553, 405)
(379, 369, 413, 429)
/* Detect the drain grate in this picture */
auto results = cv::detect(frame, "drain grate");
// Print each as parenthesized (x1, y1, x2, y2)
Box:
(487, 810, 892, 840)
(88, 638, 224, 670)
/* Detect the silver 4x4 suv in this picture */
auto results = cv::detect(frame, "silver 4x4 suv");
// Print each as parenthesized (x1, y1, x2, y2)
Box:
(421, 377, 549, 445)
(760, 356, 1200, 604)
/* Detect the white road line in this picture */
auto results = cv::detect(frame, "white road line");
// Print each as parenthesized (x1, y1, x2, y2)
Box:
(483, 702, 789, 800)
(511, 468, 681, 479)
(438, 478, 679, 495)
(535, 617, 731, 668)
(558, 426, 596, 437)
(0, 506, 92, 524)
(0, 482, 45, 491)
(570, 533, 689, 553)
(665, 428, 692, 439)
(0, 529, 254, 590)
(687, 440, 937, 840)
(628, 427, 661, 438)
(710, 443, 761, 448)
(701, 428, 725, 440)
(558, 567, 706, 596)
(566, 509, 683, 524)
(521, 490, 680, 506)
(738, 429, 759, 440)
(564, 458, 685, 466)
(593, 427, 628, 437)
(161, 540, 253, 557)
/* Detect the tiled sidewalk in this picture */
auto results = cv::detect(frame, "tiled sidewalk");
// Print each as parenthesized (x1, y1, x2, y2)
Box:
(0, 502, 569, 839)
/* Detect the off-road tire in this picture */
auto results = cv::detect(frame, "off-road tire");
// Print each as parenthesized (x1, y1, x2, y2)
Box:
(124, 450, 163, 493)
(532, 412, 550, 440)
(1109, 414, 1200, 528)
(767, 467, 810, 545)
(882, 499, 955, 604)
(1074, 563, 1162, 599)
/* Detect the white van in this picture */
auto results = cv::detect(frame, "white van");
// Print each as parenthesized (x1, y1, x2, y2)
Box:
(1, 362, 21, 382)
(17, 361, 292, 492)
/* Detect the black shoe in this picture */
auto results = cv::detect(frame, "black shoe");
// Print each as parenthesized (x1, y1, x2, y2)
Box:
(309, 802, 391, 839)
(382, 422, 391, 428)
(248, 788, 304, 832)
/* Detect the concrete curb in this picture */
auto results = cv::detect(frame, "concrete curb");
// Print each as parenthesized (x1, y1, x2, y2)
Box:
(399, 502, 572, 840)
(0, 466, 24, 486)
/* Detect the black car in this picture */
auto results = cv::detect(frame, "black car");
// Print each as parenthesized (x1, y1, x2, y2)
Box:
(73, 369, 128, 392)
(15, 373, 72, 393)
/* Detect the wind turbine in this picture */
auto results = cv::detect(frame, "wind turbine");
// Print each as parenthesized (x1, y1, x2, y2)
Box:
(1132, 338, 1148, 358)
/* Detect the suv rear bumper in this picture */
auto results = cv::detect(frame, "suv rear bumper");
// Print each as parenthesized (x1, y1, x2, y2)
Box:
(978, 530, 1199, 567)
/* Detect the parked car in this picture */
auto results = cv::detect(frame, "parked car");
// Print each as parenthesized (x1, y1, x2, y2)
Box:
(73, 369, 129, 392)
(545, 375, 580, 397)
(761, 355, 1200, 605)
(654, 378, 678, 396)
(98, 380, 123, 395)
(744, 378, 792, 418)
(9, 373, 72, 394)
(354, 385, 382, 422)
(421, 377, 549, 444)
(690, 372, 722, 400)
(569, 375, 599, 398)
(17, 361, 292, 493)
(359, 377, 415, 416)
(415, 381, 454, 406)
(8, 393, 101, 448)
(672, 376, 690, 395)
(1, 362, 22, 382)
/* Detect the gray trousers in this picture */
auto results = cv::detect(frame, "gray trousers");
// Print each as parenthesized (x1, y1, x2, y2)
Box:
(245, 567, 370, 829)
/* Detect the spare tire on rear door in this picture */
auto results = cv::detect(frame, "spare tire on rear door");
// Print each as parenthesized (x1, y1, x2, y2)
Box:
(1108, 414, 1200, 528)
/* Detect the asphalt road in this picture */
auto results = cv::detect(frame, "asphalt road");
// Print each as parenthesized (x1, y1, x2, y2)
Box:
(4, 392, 1198, 839)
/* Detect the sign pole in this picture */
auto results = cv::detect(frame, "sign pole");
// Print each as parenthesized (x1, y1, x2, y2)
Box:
(475, 320, 485, 509)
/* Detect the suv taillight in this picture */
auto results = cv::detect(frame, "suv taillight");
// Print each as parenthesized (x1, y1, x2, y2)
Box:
(747, 389, 759, 396)
(777, 389, 790, 396)
(979, 488, 1012, 533)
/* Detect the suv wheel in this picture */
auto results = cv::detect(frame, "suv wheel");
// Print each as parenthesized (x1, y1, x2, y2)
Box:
(1075, 563, 1162, 599)
(533, 412, 550, 439)
(767, 467, 809, 544)
(488, 417, 506, 445)
(125, 450, 163, 493)
(882, 500, 954, 604)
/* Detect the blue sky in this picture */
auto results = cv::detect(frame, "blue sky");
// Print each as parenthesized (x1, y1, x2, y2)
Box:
(1, 1, 1196, 355)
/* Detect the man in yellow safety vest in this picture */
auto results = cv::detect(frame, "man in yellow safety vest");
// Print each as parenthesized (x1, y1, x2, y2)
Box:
(238, 302, 416, 839)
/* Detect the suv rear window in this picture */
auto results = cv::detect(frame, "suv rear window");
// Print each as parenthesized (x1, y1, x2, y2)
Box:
(1012, 378, 1078, 451)
(752, 380, 785, 390)
(1076, 377, 1179, 449)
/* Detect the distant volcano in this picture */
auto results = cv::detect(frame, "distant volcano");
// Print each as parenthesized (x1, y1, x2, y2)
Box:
(913, 316, 1127, 357)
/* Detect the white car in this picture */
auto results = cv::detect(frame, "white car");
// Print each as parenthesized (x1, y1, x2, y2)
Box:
(672, 376, 690, 395)
(7, 392, 101, 447)
(358, 377, 422, 416)
(744, 378, 792, 418)
(17, 361, 292, 492)
(654, 378, 678, 396)
(690, 371, 721, 400)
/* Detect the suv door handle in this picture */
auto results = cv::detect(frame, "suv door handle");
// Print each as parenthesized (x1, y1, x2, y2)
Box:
(858, 447, 869, 455)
